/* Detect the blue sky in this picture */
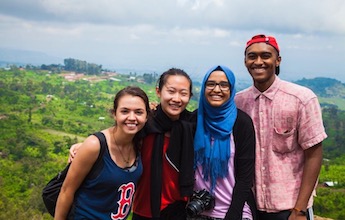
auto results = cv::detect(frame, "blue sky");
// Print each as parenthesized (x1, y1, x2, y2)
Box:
(0, 0, 344, 82)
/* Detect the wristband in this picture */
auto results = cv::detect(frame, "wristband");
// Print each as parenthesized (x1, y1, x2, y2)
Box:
(291, 207, 307, 216)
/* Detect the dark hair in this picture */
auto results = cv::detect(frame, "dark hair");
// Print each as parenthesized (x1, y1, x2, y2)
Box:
(156, 68, 193, 97)
(111, 86, 151, 152)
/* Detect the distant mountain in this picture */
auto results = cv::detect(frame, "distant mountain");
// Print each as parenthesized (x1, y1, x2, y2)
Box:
(0, 47, 343, 99)
(236, 77, 345, 97)
(0, 47, 63, 66)
(294, 77, 345, 98)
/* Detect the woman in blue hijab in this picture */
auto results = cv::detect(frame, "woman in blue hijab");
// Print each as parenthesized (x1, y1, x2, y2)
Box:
(191, 65, 257, 220)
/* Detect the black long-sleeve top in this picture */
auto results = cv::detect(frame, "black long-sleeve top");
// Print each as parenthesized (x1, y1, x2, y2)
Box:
(224, 109, 256, 220)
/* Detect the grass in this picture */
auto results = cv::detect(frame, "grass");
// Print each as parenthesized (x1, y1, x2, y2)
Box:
(319, 97, 345, 110)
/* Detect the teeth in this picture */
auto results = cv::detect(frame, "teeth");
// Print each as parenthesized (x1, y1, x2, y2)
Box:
(211, 95, 222, 100)
(170, 104, 180, 109)
(126, 124, 136, 127)
(253, 68, 265, 73)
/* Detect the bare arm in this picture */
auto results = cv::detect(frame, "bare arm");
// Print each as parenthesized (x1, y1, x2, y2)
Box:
(289, 142, 323, 220)
(55, 136, 100, 220)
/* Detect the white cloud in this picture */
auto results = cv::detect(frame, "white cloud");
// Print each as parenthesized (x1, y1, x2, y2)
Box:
(0, 0, 344, 81)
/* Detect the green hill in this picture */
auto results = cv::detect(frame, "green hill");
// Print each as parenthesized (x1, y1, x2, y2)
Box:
(295, 77, 345, 98)
(0, 68, 344, 219)
(295, 77, 345, 110)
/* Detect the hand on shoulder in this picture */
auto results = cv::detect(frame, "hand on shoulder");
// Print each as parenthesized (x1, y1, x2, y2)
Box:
(68, 135, 100, 163)
(68, 142, 83, 163)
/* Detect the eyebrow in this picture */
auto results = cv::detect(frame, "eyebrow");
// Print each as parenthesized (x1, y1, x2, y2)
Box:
(165, 85, 189, 91)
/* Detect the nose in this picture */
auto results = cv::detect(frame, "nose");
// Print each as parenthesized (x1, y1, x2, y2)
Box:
(128, 111, 136, 120)
(172, 92, 181, 102)
(213, 84, 221, 92)
(254, 56, 264, 64)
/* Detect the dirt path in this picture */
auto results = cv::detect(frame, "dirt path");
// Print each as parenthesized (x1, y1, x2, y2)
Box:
(42, 128, 86, 142)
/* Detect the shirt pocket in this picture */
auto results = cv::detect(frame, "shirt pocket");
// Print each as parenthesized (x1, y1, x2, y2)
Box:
(272, 127, 296, 153)
(272, 110, 298, 154)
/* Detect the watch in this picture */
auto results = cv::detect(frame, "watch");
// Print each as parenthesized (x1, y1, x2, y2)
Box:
(291, 207, 307, 216)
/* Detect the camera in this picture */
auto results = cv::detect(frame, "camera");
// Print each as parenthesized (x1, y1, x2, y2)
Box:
(186, 189, 215, 217)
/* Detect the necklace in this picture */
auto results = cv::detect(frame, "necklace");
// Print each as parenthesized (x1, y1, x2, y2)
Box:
(112, 128, 132, 165)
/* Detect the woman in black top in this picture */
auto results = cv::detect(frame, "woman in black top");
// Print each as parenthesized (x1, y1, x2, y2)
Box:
(190, 65, 256, 220)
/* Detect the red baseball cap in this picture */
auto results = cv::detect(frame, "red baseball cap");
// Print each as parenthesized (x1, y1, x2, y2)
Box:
(245, 34, 280, 53)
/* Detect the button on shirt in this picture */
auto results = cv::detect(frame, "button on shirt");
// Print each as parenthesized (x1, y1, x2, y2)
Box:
(235, 77, 327, 212)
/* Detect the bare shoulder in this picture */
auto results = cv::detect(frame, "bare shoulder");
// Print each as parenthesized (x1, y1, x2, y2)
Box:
(77, 134, 102, 160)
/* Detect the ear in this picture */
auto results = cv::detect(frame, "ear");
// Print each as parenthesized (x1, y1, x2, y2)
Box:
(276, 55, 282, 67)
(155, 87, 161, 98)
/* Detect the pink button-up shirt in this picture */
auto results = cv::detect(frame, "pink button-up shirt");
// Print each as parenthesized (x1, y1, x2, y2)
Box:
(235, 77, 327, 212)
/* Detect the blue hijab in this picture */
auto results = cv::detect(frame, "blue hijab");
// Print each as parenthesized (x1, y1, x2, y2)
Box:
(194, 65, 237, 191)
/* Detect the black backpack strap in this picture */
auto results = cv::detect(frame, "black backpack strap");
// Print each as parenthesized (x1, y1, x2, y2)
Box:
(86, 132, 107, 179)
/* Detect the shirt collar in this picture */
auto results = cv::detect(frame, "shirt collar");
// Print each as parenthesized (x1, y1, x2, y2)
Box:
(252, 76, 281, 100)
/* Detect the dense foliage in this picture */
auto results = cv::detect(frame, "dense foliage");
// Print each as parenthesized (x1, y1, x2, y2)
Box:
(321, 107, 345, 159)
(64, 58, 102, 75)
(0, 69, 344, 219)
(295, 77, 345, 98)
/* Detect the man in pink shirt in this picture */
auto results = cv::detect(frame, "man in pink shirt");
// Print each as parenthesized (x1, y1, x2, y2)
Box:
(235, 34, 327, 220)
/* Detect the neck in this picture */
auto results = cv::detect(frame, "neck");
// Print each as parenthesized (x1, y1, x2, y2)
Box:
(254, 75, 276, 92)
(112, 127, 134, 148)
(164, 110, 180, 121)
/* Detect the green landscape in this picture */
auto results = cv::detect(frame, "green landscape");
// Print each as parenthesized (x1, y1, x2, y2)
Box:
(0, 61, 345, 219)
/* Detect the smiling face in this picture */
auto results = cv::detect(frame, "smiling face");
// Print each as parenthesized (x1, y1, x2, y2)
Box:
(245, 42, 281, 92)
(204, 70, 231, 107)
(156, 75, 191, 120)
(114, 94, 148, 135)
